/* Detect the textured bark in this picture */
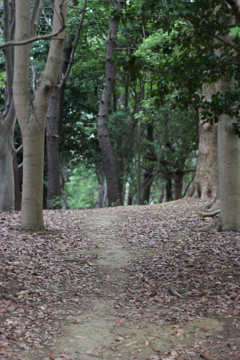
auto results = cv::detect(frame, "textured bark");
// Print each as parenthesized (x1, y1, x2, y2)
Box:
(13, 149, 21, 211)
(142, 123, 155, 204)
(95, 166, 107, 208)
(213, 16, 240, 231)
(97, 0, 126, 206)
(0, 117, 15, 211)
(216, 77, 240, 231)
(0, 0, 16, 211)
(46, 0, 87, 209)
(174, 169, 184, 200)
(13, 0, 67, 229)
(46, 85, 62, 209)
(187, 84, 218, 200)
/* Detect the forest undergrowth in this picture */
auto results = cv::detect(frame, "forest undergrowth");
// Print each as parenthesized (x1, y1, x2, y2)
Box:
(0, 198, 239, 360)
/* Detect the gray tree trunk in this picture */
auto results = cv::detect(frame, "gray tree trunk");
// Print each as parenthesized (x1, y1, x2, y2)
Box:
(216, 77, 240, 231)
(0, 110, 15, 211)
(0, 0, 16, 211)
(97, 0, 126, 206)
(46, 85, 62, 209)
(46, 0, 87, 209)
(214, 16, 240, 230)
(13, 0, 67, 229)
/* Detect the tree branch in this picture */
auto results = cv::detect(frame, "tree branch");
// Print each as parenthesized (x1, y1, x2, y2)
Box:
(58, 0, 88, 88)
(0, 0, 66, 51)
(181, 14, 240, 54)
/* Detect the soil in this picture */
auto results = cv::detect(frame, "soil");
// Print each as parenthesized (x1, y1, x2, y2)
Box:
(0, 199, 239, 360)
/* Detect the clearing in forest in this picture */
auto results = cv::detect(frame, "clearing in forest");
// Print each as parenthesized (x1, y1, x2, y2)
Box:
(0, 199, 239, 360)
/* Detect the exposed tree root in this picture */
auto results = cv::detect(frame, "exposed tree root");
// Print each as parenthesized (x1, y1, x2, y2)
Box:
(196, 217, 222, 232)
(200, 198, 221, 212)
(201, 209, 221, 217)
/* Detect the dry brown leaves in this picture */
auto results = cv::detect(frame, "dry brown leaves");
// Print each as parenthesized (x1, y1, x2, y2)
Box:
(0, 199, 239, 360)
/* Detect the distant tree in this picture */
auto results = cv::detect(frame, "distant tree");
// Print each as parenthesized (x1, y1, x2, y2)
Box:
(46, 0, 87, 209)
(97, 0, 126, 206)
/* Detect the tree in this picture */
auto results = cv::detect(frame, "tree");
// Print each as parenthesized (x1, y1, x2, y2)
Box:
(214, 13, 240, 230)
(13, 0, 67, 229)
(187, 84, 218, 200)
(46, 0, 87, 209)
(97, 0, 126, 206)
(0, 0, 16, 211)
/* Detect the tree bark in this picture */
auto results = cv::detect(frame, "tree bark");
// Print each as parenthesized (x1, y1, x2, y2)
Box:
(0, 110, 15, 211)
(142, 123, 155, 204)
(97, 0, 126, 207)
(0, 0, 16, 211)
(13, 0, 67, 229)
(187, 84, 218, 200)
(46, 0, 87, 209)
(216, 77, 240, 231)
(46, 84, 62, 209)
(95, 166, 107, 208)
(174, 169, 184, 200)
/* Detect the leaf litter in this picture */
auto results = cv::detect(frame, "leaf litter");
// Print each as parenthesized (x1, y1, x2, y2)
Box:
(0, 198, 239, 359)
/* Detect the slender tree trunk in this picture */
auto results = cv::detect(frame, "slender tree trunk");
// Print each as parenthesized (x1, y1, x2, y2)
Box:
(46, 0, 87, 209)
(0, 0, 16, 211)
(162, 177, 172, 202)
(0, 117, 15, 211)
(174, 169, 184, 200)
(95, 166, 107, 208)
(13, 149, 21, 211)
(187, 84, 218, 200)
(46, 84, 63, 209)
(142, 123, 155, 204)
(13, 0, 67, 229)
(136, 123, 141, 204)
(97, 0, 126, 206)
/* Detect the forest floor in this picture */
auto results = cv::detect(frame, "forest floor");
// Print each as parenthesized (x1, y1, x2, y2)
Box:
(0, 198, 240, 360)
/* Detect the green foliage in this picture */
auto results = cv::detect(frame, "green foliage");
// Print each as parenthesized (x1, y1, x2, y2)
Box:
(66, 165, 98, 209)
(47, 195, 62, 209)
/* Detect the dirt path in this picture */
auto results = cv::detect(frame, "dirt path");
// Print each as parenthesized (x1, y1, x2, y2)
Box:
(1, 201, 239, 360)
(52, 209, 222, 360)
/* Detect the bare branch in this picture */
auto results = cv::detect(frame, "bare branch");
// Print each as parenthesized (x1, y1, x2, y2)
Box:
(1, 0, 67, 51)
(16, 144, 23, 154)
(0, 23, 66, 49)
(58, 0, 88, 88)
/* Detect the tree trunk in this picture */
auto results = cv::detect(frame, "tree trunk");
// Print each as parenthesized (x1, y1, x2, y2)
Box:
(213, 16, 240, 231)
(95, 166, 107, 208)
(216, 77, 240, 231)
(0, 117, 15, 211)
(142, 123, 155, 204)
(13, 149, 21, 211)
(46, 84, 63, 209)
(0, 0, 16, 211)
(46, 0, 87, 209)
(162, 177, 172, 202)
(97, 0, 126, 207)
(174, 169, 184, 200)
(187, 84, 218, 200)
(21, 125, 46, 227)
(13, 0, 67, 229)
